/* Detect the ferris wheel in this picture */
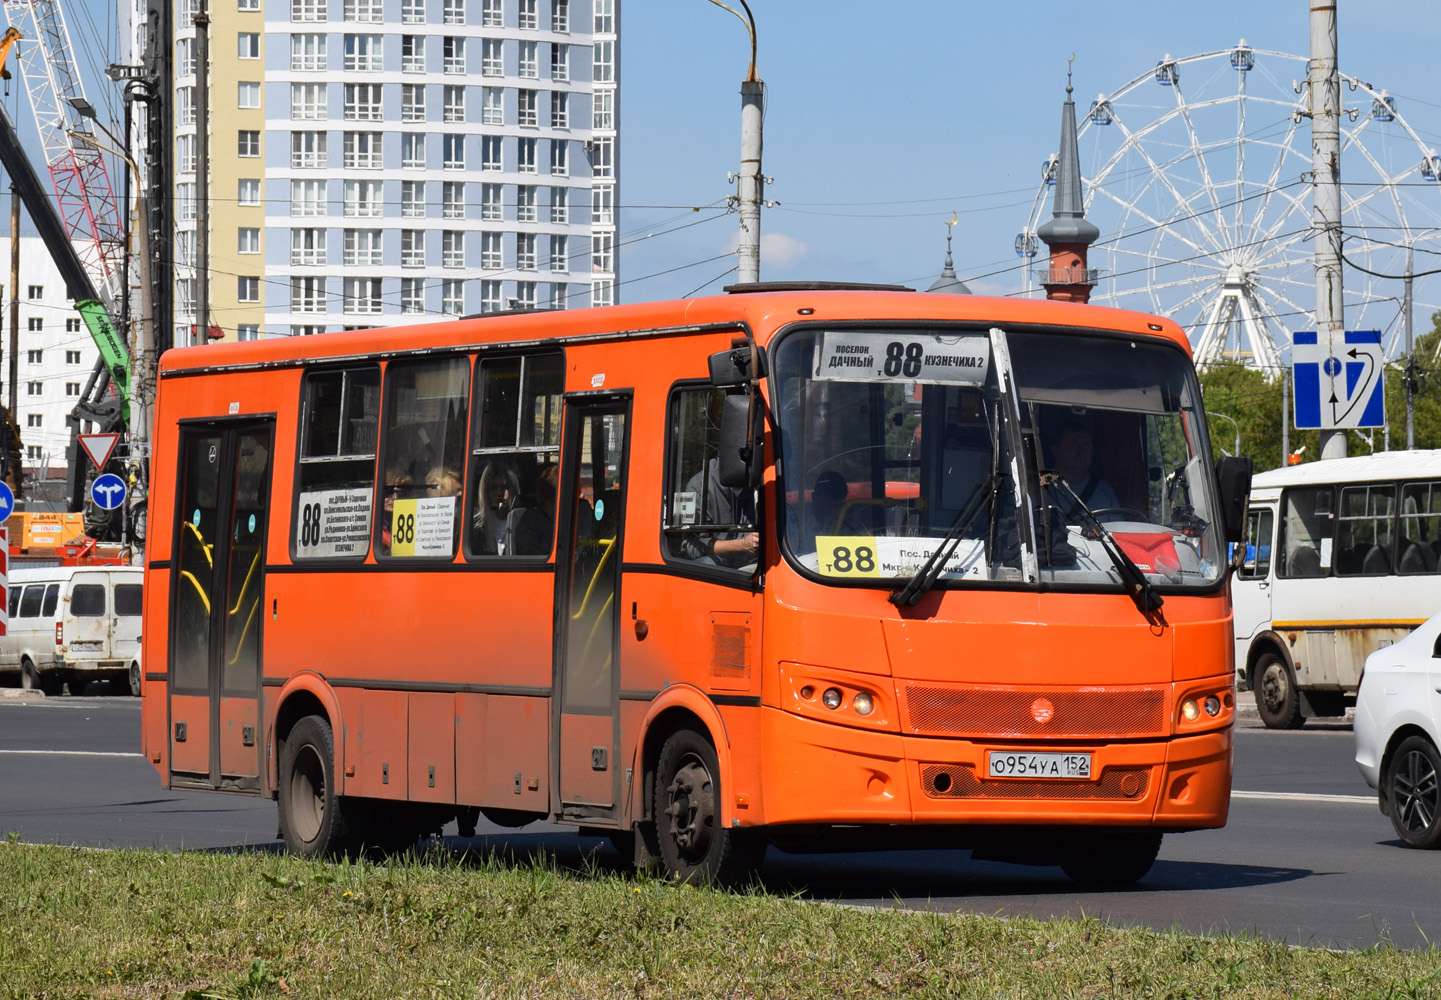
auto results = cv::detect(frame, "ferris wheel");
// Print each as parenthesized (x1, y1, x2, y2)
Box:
(1016, 42, 1441, 371)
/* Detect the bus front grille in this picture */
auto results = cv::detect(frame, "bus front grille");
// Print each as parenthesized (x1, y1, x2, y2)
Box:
(921, 763, 1151, 800)
(904, 684, 1167, 739)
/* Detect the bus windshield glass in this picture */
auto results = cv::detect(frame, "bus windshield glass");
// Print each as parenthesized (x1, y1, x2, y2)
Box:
(772, 325, 1225, 591)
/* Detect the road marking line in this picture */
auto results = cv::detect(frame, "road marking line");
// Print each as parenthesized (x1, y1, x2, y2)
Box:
(1232, 789, 1374, 804)
(0, 750, 143, 758)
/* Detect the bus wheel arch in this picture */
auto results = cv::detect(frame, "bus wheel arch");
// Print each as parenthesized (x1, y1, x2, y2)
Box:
(1249, 638, 1303, 730)
(650, 719, 763, 885)
(271, 675, 345, 797)
(277, 713, 360, 858)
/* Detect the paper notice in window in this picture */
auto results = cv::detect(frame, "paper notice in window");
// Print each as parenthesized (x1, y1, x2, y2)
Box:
(814, 331, 990, 386)
(296, 487, 374, 558)
(391, 496, 457, 558)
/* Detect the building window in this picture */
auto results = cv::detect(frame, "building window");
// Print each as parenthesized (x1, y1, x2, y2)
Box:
(482, 87, 503, 125)
(238, 276, 261, 302)
(238, 0, 260, 10)
(550, 44, 568, 82)
(343, 131, 383, 169)
(590, 136, 612, 177)
(344, 179, 383, 217)
(552, 0, 568, 31)
(291, 0, 323, 22)
(402, 83, 425, 122)
(27, 382, 42, 396)
(343, 0, 382, 22)
(442, 36, 465, 74)
(481, 38, 502, 76)
(26, 349, 42, 363)
(517, 88, 537, 127)
(291, 130, 328, 168)
(442, 0, 464, 23)
(550, 186, 567, 224)
(401, 277, 425, 313)
(344, 33, 383, 71)
(551, 91, 568, 128)
(27, 317, 42, 331)
(291, 276, 327, 312)
(591, 184, 612, 225)
(593, 39, 613, 82)
(517, 137, 537, 173)
(516, 232, 536, 270)
(26, 413, 41, 428)
(481, 0, 501, 26)
(401, 0, 424, 24)
(291, 325, 326, 336)
(238, 227, 260, 253)
(401, 229, 425, 267)
(593, 0, 613, 31)
(481, 135, 501, 171)
(514, 280, 537, 310)
(177, 181, 195, 222)
(235, 82, 258, 109)
(517, 0, 536, 28)
(481, 231, 502, 268)
(518, 40, 537, 78)
(178, 38, 196, 77)
(177, 87, 194, 125)
(291, 179, 327, 216)
(25, 445, 41, 461)
(550, 235, 567, 272)
(516, 184, 536, 222)
(65, 318, 80, 333)
(238, 129, 260, 156)
(176, 134, 195, 174)
(592, 233, 613, 273)
(550, 139, 567, 176)
(591, 279, 613, 307)
(442, 279, 465, 315)
(443, 134, 465, 170)
(478, 280, 500, 313)
(442, 230, 464, 268)
(238, 32, 260, 58)
(401, 132, 426, 169)
(343, 228, 384, 267)
(443, 85, 465, 122)
(65, 350, 81, 364)
(401, 180, 426, 218)
(442, 181, 465, 219)
(290, 82, 327, 119)
(291, 227, 327, 265)
(593, 89, 613, 130)
(481, 183, 502, 221)
(344, 83, 383, 121)
(66, 382, 82, 396)
(238, 178, 262, 206)
(291, 33, 326, 70)
(237, 324, 260, 341)
(401, 34, 425, 72)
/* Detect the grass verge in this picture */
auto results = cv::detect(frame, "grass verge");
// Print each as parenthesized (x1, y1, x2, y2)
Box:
(1, 840, 1439, 999)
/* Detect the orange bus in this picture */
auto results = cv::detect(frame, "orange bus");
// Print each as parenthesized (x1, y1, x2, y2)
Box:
(139, 284, 1251, 884)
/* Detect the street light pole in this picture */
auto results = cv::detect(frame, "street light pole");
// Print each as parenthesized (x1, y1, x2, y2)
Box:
(706, 0, 763, 284)
(1207, 410, 1241, 458)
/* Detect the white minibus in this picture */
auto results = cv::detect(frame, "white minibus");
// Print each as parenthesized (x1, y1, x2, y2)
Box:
(1234, 451, 1441, 728)
(0, 566, 143, 695)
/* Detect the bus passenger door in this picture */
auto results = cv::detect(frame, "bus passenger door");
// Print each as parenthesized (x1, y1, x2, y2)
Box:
(167, 422, 274, 792)
(552, 395, 630, 824)
(1233, 503, 1276, 660)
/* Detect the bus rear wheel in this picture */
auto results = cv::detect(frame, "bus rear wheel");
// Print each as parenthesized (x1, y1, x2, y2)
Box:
(1387, 736, 1441, 849)
(278, 715, 357, 858)
(1254, 652, 1304, 730)
(654, 724, 761, 885)
(1059, 830, 1163, 885)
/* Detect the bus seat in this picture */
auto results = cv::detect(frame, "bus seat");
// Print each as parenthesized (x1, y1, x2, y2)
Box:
(1334, 546, 1361, 575)
(502, 505, 528, 553)
(1399, 541, 1437, 574)
(1361, 545, 1391, 575)
(1288, 545, 1323, 577)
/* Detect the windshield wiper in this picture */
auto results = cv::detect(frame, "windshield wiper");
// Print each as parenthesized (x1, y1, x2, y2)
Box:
(1043, 472, 1167, 626)
(889, 474, 1000, 607)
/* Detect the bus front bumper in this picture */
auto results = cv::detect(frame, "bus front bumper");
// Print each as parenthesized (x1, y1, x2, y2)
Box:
(755, 707, 1231, 830)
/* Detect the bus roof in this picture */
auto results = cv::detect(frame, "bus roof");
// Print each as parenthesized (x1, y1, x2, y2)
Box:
(1252, 450, 1441, 490)
(158, 290, 1190, 375)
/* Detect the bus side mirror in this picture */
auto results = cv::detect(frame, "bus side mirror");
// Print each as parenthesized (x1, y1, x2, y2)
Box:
(717, 394, 762, 490)
(708, 341, 767, 387)
(1215, 456, 1252, 544)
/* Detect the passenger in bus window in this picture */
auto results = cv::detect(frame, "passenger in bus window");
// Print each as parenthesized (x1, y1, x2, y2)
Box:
(680, 456, 758, 567)
(380, 468, 413, 554)
(511, 463, 559, 556)
(1049, 422, 1119, 521)
(473, 459, 520, 554)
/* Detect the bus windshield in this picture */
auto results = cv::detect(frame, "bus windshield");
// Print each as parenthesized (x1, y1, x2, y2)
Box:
(772, 325, 1226, 592)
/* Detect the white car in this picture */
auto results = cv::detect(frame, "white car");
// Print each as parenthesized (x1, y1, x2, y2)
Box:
(1355, 615, 1441, 848)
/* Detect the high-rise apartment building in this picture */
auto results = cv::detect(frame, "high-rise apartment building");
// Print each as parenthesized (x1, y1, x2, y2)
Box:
(169, 0, 617, 342)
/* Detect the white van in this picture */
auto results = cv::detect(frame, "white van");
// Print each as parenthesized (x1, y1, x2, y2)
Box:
(1, 566, 143, 695)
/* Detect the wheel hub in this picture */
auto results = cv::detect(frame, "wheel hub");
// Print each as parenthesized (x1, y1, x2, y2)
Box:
(665, 760, 714, 856)
(1395, 750, 1438, 833)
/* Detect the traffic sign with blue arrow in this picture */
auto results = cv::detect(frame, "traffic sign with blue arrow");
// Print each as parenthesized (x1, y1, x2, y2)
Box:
(90, 473, 127, 510)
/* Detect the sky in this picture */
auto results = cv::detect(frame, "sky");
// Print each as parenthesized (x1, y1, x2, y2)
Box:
(20, 0, 1441, 352)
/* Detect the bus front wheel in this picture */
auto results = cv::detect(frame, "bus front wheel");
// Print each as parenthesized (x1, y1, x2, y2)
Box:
(1254, 652, 1304, 730)
(654, 724, 762, 885)
(1059, 830, 1163, 885)
(1387, 736, 1441, 849)
(278, 715, 357, 858)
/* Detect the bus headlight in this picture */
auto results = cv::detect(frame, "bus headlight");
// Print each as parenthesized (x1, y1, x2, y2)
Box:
(1181, 699, 1200, 721)
(1203, 695, 1221, 717)
(852, 692, 874, 716)
(822, 687, 843, 710)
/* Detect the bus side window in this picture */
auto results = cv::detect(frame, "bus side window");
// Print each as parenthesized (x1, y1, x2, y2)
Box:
(294, 366, 381, 561)
(1399, 481, 1441, 574)
(40, 583, 60, 618)
(662, 385, 757, 572)
(1239, 508, 1273, 579)
(379, 357, 470, 560)
(1279, 486, 1331, 578)
(18, 585, 44, 618)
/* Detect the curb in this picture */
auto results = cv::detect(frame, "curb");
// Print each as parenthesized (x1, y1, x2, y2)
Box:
(0, 689, 46, 701)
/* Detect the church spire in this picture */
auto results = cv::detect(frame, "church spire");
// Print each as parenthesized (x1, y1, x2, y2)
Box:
(926, 213, 972, 295)
(1037, 60, 1100, 303)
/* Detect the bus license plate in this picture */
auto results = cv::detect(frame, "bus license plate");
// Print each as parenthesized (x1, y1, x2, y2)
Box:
(988, 751, 1092, 779)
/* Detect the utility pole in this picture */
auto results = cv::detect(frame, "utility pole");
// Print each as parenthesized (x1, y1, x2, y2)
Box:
(193, 8, 210, 345)
(8, 187, 18, 418)
(707, 0, 763, 284)
(1404, 245, 1415, 449)
(1310, 1, 1346, 460)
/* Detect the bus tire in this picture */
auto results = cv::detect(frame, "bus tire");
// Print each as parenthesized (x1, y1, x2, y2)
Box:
(278, 715, 357, 858)
(1386, 736, 1441, 849)
(1059, 830, 1163, 885)
(1253, 651, 1304, 730)
(654, 724, 762, 885)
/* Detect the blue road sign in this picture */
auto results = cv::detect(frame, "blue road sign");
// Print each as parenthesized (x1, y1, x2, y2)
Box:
(1292, 330, 1385, 430)
(0, 481, 13, 521)
(90, 473, 127, 510)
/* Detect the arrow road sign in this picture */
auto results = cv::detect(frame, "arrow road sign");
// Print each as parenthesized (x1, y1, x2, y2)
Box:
(1292, 330, 1386, 430)
(90, 473, 127, 511)
(0, 480, 13, 521)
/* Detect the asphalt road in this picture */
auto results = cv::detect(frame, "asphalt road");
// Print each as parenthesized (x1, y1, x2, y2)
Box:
(0, 693, 1430, 949)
